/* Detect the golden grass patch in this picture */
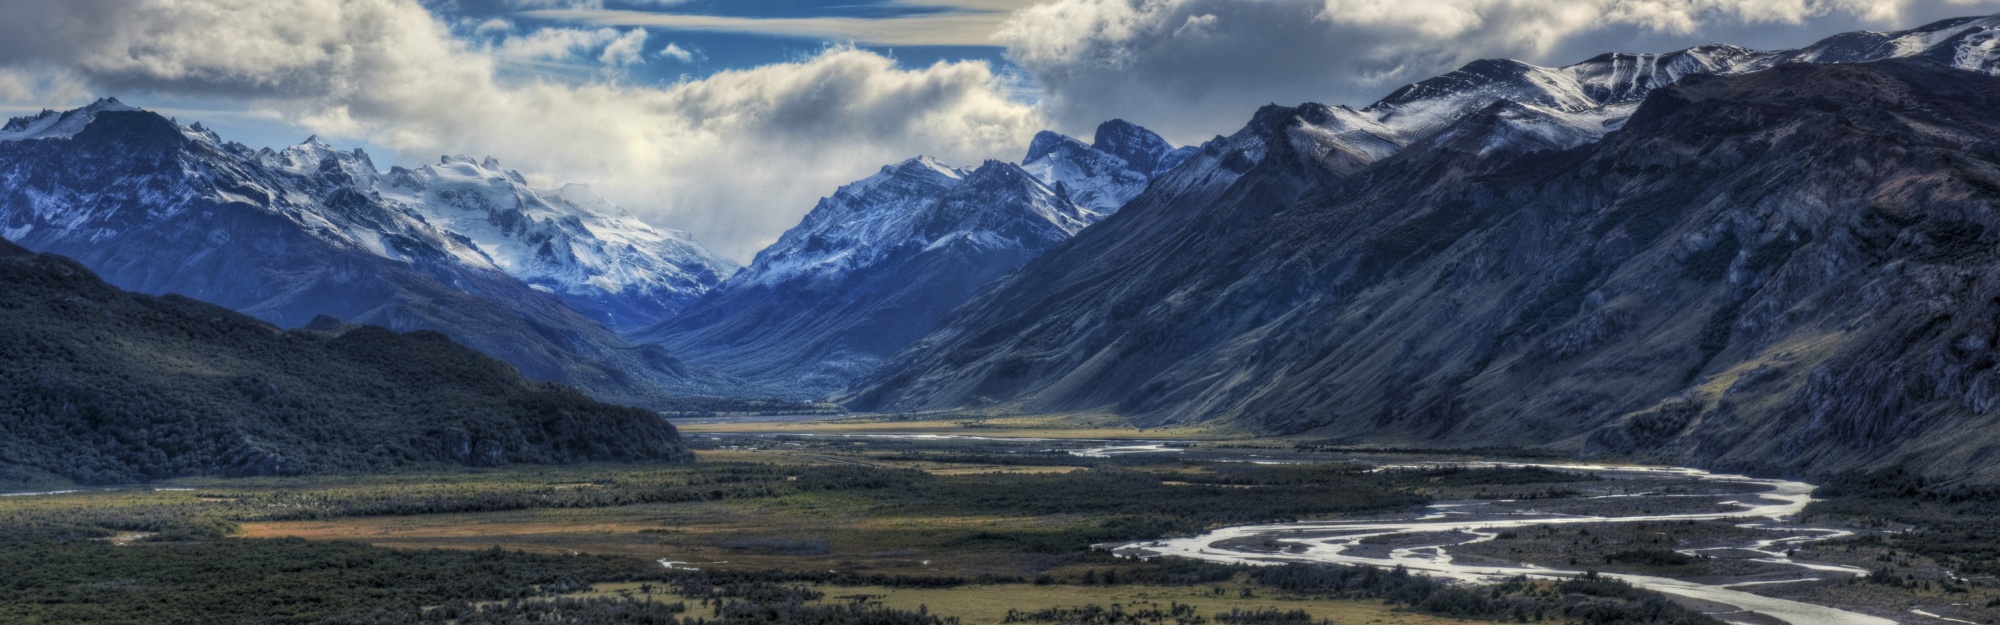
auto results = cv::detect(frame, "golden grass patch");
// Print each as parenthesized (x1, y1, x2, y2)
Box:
(568, 582, 1477, 625)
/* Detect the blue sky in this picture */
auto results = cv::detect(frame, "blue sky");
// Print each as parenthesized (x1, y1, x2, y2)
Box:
(3, 0, 1998, 259)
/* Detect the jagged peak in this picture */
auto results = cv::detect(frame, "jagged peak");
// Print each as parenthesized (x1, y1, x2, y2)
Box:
(1, 109, 58, 133)
(1293, 103, 1366, 129)
(425, 154, 529, 185)
(1407, 98, 1603, 159)
(1024, 130, 1088, 164)
(1090, 119, 1176, 175)
(1246, 104, 1305, 135)
(1, 96, 144, 142)
(963, 159, 1037, 183)
(927, 159, 1083, 238)
(1577, 42, 1757, 65)
(878, 155, 966, 181)
(1238, 102, 1392, 142)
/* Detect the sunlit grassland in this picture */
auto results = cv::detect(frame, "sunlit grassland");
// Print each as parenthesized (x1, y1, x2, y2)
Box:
(1, 442, 1597, 579)
(567, 581, 1475, 625)
(677, 411, 1241, 439)
(235, 491, 1111, 576)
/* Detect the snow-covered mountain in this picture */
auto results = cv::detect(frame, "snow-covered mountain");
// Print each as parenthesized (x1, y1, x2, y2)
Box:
(0, 97, 140, 142)
(848, 16, 2000, 479)
(1021, 119, 1195, 216)
(1351, 14, 2000, 154)
(635, 157, 1091, 397)
(852, 52, 2000, 478)
(722, 156, 969, 292)
(0, 100, 729, 407)
(378, 155, 737, 331)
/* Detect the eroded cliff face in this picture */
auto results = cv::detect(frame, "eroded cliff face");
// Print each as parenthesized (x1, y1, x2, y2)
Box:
(857, 60, 2000, 480)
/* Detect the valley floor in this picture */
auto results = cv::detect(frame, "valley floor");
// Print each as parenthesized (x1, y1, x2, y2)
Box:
(3, 414, 1996, 625)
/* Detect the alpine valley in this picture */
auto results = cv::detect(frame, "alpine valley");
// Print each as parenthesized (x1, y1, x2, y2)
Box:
(7, 14, 2000, 477)
(18, 8, 2000, 625)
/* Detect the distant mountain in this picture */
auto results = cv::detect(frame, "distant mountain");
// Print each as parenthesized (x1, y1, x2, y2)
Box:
(378, 154, 738, 332)
(1022, 120, 1198, 215)
(851, 20, 2000, 479)
(0, 238, 692, 487)
(0, 100, 732, 407)
(847, 100, 1396, 414)
(1359, 14, 2000, 146)
(635, 156, 1095, 397)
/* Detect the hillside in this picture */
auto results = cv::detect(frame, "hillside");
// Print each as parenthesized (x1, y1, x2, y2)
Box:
(0, 238, 693, 487)
(853, 59, 2000, 480)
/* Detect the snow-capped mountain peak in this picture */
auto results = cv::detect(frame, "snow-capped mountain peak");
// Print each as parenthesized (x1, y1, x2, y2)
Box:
(1020, 119, 1193, 217)
(1352, 13, 2000, 156)
(733, 155, 969, 289)
(925, 159, 1092, 244)
(638, 155, 1090, 397)
(7, 99, 736, 332)
(1417, 99, 1607, 158)
(1091, 119, 1183, 177)
(0, 97, 138, 142)
(1364, 58, 1600, 140)
(1562, 44, 1769, 105)
(376, 154, 737, 329)
(1024, 131, 1088, 165)
(272, 135, 380, 188)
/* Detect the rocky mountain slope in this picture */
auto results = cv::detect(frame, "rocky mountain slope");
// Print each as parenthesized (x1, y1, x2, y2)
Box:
(1022, 120, 1198, 215)
(852, 49, 2000, 478)
(0, 101, 732, 407)
(635, 157, 1095, 396)
(0, 238, 692, 486)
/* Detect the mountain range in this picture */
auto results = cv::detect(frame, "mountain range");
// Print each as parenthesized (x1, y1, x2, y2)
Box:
(9, 12, 2000, 479)
(633, 122, 1190, 397)
(0, 100, 736, 408)
(849, 15, 2000, 479)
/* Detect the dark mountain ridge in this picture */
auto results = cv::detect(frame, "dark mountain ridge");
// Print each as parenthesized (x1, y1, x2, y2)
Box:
(853, 59, 2000, 481)
(0, 237, 693, 487)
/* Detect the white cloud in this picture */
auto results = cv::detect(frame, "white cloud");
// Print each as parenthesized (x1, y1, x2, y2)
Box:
(657, 42, 696, 63)
(518, 0, 1049, 46)
(0, 67, 91, 106)
(997, 0, 2000, 143)
(485, 26, 658, 70)
(501, 0, 697, 8)
(597, 28, 649, 66)
(520, 8, 1010, 46)
(474, 17, 514, 36)
(0, 0, 1041, 261)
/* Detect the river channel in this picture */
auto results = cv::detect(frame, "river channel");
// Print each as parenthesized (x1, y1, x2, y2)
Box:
(1109, 462, 1894, 625)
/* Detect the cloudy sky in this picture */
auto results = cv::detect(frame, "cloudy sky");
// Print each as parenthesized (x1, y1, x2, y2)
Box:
(2, 0, 1997, 260)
